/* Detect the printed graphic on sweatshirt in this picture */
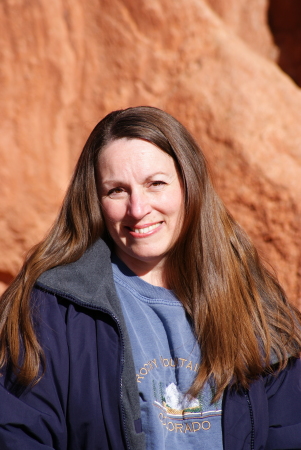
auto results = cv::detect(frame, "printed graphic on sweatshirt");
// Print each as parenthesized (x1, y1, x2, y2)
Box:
(153, 381, 221, 420)
(136, 356, 200, 383)
(136, 354, 222, 434)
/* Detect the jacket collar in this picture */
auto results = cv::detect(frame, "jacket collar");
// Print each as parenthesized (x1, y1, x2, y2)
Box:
(36, 239, 121, 315)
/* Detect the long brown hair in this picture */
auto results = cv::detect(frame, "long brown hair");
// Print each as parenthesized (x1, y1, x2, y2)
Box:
(1, 106, 301, 398)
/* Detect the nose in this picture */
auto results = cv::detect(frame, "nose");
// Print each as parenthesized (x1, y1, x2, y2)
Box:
(127, 190, 152, 219)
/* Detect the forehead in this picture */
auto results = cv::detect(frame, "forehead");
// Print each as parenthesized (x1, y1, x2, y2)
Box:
(98, 138, 177, 176)
(100, 138, 170, 159)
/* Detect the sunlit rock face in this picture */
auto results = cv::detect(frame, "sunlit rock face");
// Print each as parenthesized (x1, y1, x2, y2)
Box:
(1, 0, 301, 308)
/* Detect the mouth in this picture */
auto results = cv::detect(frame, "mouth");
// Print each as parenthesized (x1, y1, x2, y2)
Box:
(126, 222, 163, 235)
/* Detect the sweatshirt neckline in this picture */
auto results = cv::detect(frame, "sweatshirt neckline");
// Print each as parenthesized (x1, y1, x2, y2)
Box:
(111, 254, 179, 304)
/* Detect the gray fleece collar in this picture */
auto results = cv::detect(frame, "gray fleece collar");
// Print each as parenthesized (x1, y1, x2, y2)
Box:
(36, 239, 119, 313)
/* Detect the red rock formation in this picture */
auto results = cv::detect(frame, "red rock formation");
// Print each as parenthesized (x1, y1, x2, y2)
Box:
(205, 0, 279, 60)
(1, 0, 301, 308)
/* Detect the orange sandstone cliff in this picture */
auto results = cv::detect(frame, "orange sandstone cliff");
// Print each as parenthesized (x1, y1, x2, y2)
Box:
(1, 0, 301, 307)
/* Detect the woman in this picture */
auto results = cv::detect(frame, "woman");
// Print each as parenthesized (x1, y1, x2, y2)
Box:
(0, 106, 301, 450)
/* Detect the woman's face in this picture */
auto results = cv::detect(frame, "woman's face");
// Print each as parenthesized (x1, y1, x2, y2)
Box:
(98, 138, 183, 274)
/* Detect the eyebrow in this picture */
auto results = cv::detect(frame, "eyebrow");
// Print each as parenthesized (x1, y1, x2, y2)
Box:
(101, 172, 173, 186)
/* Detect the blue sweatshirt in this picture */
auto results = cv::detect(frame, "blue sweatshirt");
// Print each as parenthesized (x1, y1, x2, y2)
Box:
(112, 256, 223, 449)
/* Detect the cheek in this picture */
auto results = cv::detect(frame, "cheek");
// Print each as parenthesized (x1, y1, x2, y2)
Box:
(101, 200, 125, 225)
(167, 188, 184, 219)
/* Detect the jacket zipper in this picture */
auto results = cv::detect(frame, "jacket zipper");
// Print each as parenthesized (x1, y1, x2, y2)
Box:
(106, 309, 131, 450)
(244, 389, 255, 450)
(36, 285, 132, 450)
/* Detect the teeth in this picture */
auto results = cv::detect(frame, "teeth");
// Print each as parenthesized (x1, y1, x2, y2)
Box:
(133, 223, 161, 234)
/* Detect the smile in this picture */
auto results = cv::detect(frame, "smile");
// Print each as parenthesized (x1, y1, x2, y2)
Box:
(130, 222, 162, 234)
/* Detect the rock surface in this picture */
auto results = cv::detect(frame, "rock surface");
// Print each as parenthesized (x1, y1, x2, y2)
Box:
(1, 0, 301, 308)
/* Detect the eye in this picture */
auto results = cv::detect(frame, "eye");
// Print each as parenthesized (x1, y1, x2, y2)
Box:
(150, 180, 166, 188)
(106, 187, 127, 198)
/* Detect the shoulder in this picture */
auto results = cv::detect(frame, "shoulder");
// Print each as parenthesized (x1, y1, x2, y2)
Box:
(30, 287, 70, 366)
(31, 286, 69, 330)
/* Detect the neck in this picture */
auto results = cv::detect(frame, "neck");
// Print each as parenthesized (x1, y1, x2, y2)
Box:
(138, 268, 168, 288)
(115, 249, 169, 288)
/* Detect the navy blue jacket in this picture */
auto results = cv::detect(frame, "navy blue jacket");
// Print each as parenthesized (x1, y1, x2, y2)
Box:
(0, 239, 300, 450)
